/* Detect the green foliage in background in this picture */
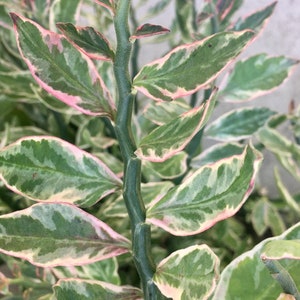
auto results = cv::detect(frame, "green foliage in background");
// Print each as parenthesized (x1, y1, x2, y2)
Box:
(0, 0, 299, 299)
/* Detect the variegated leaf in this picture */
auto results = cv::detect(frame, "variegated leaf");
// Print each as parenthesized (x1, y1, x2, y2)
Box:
(212, 222, 300, 300)
(133, 30, 254, 101)
(135, 90, 216, 162)
(206, 107, 276, 141)
(233, 2, 277, 32)
(219, 54, 299, 102)
(143, 152, 188, 180)
(275, 168, 300, 214)
(32, 86, 81, 114)
(0, 203, 130, 267)
(154, 245, 219, 300)
(144, 99, 191, 126)
(11, 13, 116, 118)
(57, 22, 114, 60)
(52, 258, 120, 284)
(216, 0, 235, 21)
(262, 240, 300, 260)
(251, 198, 285, 237)
(54, 279, 142, 300)
(0, 70, 38, 102)
(256, 126, 300, 181)
(216, 0, 244, 29)
(191, 142, 244, 168)
(49, 0, 82, 32)
(0, 126, 48, 148)
(147, 145, 262, 236)
(0, 136, 122, 207)
(130, 23, 170, 42)
(94, 0, 115, 12)
(175, 0, 196, 42)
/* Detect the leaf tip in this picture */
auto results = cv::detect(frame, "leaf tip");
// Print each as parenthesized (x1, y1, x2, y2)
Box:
(9, 12, 20, 25)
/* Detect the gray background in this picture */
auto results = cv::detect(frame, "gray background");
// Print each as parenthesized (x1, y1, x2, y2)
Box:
(135, 0, 300, 197)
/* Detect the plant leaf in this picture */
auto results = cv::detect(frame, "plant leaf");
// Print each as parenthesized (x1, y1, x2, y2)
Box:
(256, 126, 300, 181)
(10, 13, 116, 118)
(54, 279, 142, 300)
(251, 198, 285, 237)
(0, 136, 122, 207)
(275, 168, 300, 214)
(49, 0, 82, 32)
(143, 152, 188, 180)
(130, 23, 170, 42)
(212, 222, 300, 299)
(191, 142, 244, 168)
(56, 22, 114, 60)
(147, 145, 262, 236)
(52, 258, 120, 284)
(154, 245, 219, 300)
(262, 240, 300, 260)
(135, 89, 216, 162)
(94, 0, 115, 12)
(233, 2, 277, 32)
(133, 30, 254, 101)
(215, 0, 235, 21)
(206, 107, 276, 141)
(175, 0, 196, 42)
(0, 203, 130, 267)
(144, 99, 191, 126)
(219, 54, 299, 102)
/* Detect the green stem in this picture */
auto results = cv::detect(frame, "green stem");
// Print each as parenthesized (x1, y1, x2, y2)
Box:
(9, 277, 52, 290)
(113, 1, 166, 299)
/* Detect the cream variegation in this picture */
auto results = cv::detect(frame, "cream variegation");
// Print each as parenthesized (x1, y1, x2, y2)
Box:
(11, 13, 116, 118)
(133, 30, 254, 101)
(0, 136, 122, 207)
(154, 245, 219, 300)
(147, 145, 262, 235)
(0, 203, 130, 267)
(135, 89, 217, 162)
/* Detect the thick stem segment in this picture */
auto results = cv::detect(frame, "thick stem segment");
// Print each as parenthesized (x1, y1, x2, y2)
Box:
(113, 1, 166, 299)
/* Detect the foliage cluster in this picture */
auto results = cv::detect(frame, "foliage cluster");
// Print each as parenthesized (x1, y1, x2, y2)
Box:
(0, 0, 299, 299)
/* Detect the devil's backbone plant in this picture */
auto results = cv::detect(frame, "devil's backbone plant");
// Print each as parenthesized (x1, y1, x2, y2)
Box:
(0, 0, 299, 299)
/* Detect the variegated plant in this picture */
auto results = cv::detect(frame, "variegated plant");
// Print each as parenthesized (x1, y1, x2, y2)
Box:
(0, 0, 299, 299)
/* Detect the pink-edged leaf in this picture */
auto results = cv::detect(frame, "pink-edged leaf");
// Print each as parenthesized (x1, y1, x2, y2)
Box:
(135, 89, 216, 162)
(191, 142, 245, 168)
(133, 30, 254, 101)
(10, 13, 116, 118)
(216, 0, 235, 21)
(232, 2, 277, 33)
(219, 54, 299, 102)
(0, 136, 122, 207)
(54, 279, 142, 299)
(0, 203, 130, 267)
(147, 145, 262, 236)
(144, 98, 191, 126)
(154, 245, 219, 300)
(130, 23, 170, 42)
(56, 22, 114, 61)
(94, 0, 115, 12)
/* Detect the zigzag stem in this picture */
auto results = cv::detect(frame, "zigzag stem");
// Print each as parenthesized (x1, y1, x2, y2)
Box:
(113, 1, 166, 299)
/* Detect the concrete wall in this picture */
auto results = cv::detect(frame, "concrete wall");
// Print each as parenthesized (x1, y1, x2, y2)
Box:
(135, 0, 300, 197)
